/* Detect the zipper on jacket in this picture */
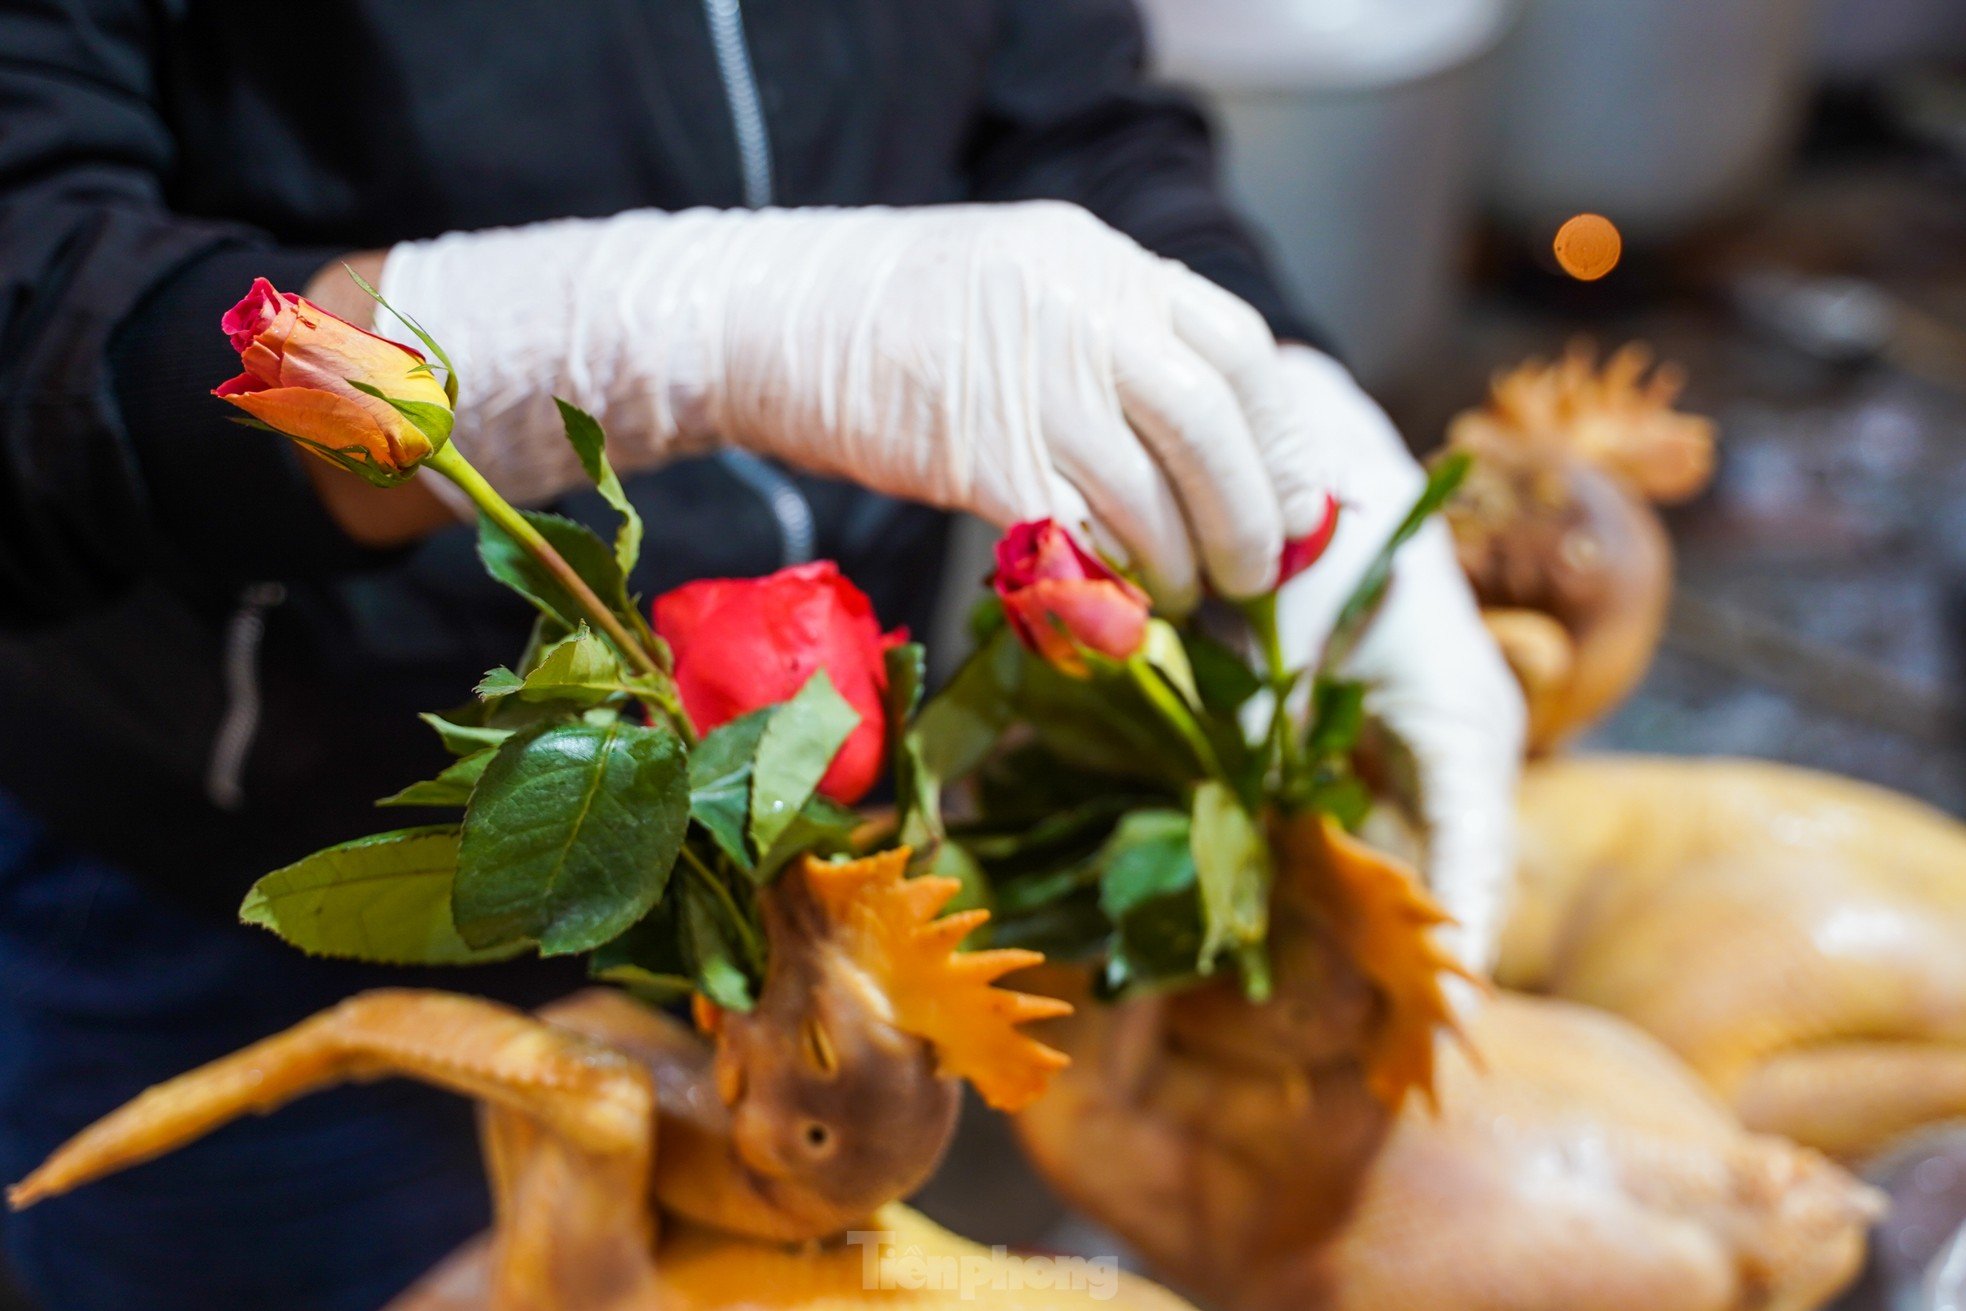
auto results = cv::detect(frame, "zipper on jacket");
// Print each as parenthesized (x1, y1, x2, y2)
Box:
(206, 581, 286, 812)
(701, 0, 815, 568)
(702, 0, 775, 208)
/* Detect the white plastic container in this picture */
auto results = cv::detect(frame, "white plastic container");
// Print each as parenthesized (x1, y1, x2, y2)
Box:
(1484, 0, 1821, 244)
(1136, 0, 1518, 389)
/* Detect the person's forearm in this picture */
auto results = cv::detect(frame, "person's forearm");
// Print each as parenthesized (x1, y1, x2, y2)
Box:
(298, 251, 454, 548)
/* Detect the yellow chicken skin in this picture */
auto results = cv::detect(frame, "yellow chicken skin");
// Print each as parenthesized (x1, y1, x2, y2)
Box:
(8, 852, 1159, 1311)
(394, 1203, 1193, 1311)
(1010, 818, 1881, 1311)
(1019, 988, 1878, 1311)
(1501, 754, 1966, 1164)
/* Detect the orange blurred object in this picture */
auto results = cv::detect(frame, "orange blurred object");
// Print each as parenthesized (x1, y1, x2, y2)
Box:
(1553, 213, 1623, 280)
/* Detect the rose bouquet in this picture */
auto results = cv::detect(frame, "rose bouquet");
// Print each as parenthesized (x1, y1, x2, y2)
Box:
(218, 273, 947, 1018)
(898, 466, 1472, 1103)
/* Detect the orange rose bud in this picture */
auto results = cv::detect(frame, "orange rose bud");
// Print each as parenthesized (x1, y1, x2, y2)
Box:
(992, 519, 1150, 677)
(214, 278, 451, 482)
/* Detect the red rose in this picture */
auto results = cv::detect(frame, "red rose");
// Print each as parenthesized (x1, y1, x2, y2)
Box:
(1277, 492, 1342, 585)
(653, 562, 902, 805)
(991, 519, 1149, 676)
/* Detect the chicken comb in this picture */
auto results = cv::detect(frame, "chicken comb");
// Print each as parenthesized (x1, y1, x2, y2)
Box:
(1282, 815, 1475, 1111)
(1450, 341, 1716, 504)
(799, 849, 1071, 1111)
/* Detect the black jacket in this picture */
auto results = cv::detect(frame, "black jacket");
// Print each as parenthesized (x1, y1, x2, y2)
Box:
(0, 0, 1306, 914)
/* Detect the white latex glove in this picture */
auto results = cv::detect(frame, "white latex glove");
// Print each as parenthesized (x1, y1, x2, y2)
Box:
(1272, 346, 1525, 974)
(377, 202, 1331, 606)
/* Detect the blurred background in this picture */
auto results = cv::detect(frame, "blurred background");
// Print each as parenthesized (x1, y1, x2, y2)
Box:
(1144, 0, 1966, 816)
(6, 0, 1962, 1306)
(1145, 0, 1965, 822)
(934, 3, 1966, 1310)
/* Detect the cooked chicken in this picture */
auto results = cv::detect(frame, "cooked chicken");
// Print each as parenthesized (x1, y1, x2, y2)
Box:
(10, 852, 1161, 1311)
(1501, 754, 1966, 1164)
(1445, 343, 1716, 753)
(1012, 818, 1880, 1311)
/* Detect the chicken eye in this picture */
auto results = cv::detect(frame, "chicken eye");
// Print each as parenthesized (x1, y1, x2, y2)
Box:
(800, 1119, 836, 1158)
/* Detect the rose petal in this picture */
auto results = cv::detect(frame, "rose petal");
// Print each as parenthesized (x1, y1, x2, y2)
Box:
(216, 386, 404, 466)
(1278, 492, 1342, 584)
(220, 277, 291, 353)
(993, 519, 1150, 673)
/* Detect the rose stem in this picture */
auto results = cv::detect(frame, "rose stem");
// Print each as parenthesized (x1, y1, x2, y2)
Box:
(1241, 592, 1303, 781)
(423, 443, 695, 744)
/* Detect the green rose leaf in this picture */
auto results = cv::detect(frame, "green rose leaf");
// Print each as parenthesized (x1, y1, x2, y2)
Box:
(1281, 676, 1373, 828)
(1325, 451, 1471, 666)
(555, 399, 644, 579)
(885, 641, 927, 729)
(504, 625, 643, 707)
(1306, 676, 1368, 759)
(590, 960, 695, 1006)
(1095, 809, 1204, 995)
(678, 869, 763, 1011)
(475, 667, 526, 699)
(882, 641, 942, 850)
(687, 708, 773, 868)
(455, 719, 689, 956)
(589, 901, 695, 1005)
(748, 671, 860, 857)
(912, 627, 1024, 789)
(478, 509, 632, 633)
(1190, 781, 1273, 999)
(1182, 629, 1265, 716)
(1018, 650, 1204, 789)
(376, 748, 495, 808)
(419, 711, 514, 758)
(239, 827, 524, 966)
(754, 793, 861, 883)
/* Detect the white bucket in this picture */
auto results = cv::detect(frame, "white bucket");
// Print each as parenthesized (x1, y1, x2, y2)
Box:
(1137, 0, 1518, 389)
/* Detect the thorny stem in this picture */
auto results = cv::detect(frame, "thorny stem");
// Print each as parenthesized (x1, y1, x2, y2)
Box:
(424, 443, 695, 744)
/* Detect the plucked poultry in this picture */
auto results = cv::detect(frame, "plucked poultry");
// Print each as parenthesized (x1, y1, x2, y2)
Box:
(1445, 342, 1714, 753)
(11, 851, 1186, 1311)
(1448, 346, 1966, 1166)
(1012, 817, 1882, 1311)
(1502, 755, 1966, 1165)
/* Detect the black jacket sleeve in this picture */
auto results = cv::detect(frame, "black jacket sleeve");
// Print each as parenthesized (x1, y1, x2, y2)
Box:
(0, 0, 360, 625)
(966, 0, 1316, 344)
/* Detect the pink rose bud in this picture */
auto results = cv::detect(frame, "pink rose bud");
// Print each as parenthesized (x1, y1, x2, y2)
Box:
(992, 520, 1150, 676)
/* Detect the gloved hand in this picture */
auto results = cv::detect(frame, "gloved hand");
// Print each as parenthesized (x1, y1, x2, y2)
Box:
(376, 201, 1331, 607)
(1271, 346, 1525, 974)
